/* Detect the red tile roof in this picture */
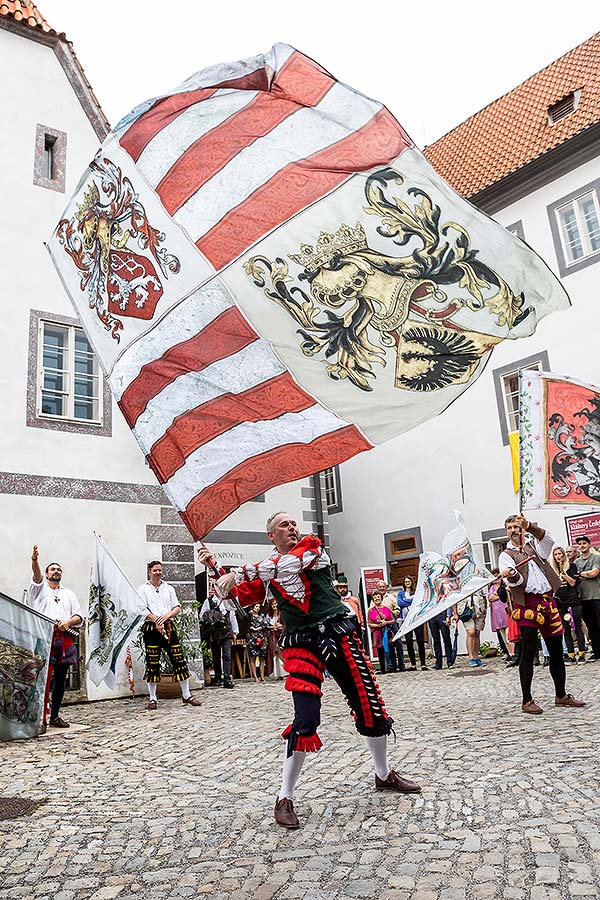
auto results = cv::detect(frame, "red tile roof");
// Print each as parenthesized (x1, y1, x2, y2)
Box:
(1, 0, 110, 138)
(424, 32, 600, 199)
(0, 0, 56, 34)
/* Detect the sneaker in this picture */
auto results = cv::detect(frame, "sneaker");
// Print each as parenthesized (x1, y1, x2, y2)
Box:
(223, 679, 234, 689)
(578, 651, 586, 662)
(543, 658, 550, 668)
(567, 653, 576, 663)
(421, 665, 428, 671)
(468, 659, 479, 668)
(434, 663, 443, 670)
(476, 658, 487, 667)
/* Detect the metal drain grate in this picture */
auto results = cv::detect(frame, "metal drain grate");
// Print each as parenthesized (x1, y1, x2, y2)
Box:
(0, 796, 46, 821)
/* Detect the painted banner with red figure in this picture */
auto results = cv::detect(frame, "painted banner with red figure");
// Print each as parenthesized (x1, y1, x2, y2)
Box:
(49, 44, 569, 539)
(520, 370, 600, 510)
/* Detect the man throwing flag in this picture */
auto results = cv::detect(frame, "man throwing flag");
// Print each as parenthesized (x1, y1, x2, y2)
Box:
(198, 512, 421, 831)
(498, 515, 585, 715)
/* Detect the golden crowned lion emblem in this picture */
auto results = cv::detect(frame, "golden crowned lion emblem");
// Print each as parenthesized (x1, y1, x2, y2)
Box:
(244, 168, 532, 392)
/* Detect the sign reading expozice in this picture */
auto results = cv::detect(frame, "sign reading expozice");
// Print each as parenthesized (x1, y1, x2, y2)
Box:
(48, 44, 569, 539)
(520, 370, 600, 511)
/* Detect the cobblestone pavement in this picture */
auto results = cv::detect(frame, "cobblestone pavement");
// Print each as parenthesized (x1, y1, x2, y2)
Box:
(1, 657, 599, 900)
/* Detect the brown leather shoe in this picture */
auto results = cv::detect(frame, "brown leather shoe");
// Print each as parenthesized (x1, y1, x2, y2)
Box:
(182, 696, 202, 707)
(375, 771, 422, 793)
(49, 716, 70, 728)
(555, 693, 586, 708)
(522, 700, 543, 714)
(274, 796, 300, 829)
(147, 700, 158, 710)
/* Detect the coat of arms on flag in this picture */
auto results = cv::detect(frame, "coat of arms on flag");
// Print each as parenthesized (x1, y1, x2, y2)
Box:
(0, 591, 52, 741)
(398, 512, 490, 636)
(87, 535, 147, 689)
(48, 44, 569, 539)
(520, 370, 600, 510)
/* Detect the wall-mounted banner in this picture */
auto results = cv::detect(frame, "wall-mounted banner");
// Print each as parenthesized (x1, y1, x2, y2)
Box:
(520, 370, 600, 510)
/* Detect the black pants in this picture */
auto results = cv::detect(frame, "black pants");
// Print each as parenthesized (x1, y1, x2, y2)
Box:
(581, 600, 600, 657)
(404, 625, 426, 667)
(519, 628, 566, 704)
(281, 621, 393, 753)
(50, 664, 69, 721)
(429, 616, 452, 667)
(211, 637, 232, 680)
(560, 604, 586, 654)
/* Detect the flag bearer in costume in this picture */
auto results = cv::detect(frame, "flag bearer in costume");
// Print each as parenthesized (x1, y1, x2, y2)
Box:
(198, 512, 421, 831)
(138, 561, 201, 710)
(498, 515, 585, 715)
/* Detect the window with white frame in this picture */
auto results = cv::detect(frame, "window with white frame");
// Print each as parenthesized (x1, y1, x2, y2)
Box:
(556, 191, 600, 266)
(322, 466, 342, 514)
(38, 322, 102, 423)
(501, 360, 543, 434)
(492, 351, 550, 446)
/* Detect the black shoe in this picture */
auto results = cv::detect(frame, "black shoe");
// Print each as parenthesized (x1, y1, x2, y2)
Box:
(223, 679, 234, 689)
(506, 658, 519, 668)
(533, 656, 540, 667)
(543, 658, 550, 667)
(434, 663, 442, 670)
(209, 676, 222, 687)
(421, 665, 428, 671)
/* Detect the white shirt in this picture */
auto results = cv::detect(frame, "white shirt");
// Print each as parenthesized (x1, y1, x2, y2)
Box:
(498, 531, 554, 594)
(200, 596, 239, 635)
(28, 580, 82, 623)
(138, 581, 180, 617)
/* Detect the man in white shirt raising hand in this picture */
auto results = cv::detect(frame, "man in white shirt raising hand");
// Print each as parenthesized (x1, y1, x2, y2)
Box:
(498, 515, 585, 716)
(28, 546, 82, 729)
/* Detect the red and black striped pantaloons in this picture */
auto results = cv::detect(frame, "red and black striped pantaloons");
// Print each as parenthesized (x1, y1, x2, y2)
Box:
(280, 625, 392, 755)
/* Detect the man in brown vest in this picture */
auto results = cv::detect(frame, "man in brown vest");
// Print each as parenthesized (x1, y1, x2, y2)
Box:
(498, 514, 585, 715)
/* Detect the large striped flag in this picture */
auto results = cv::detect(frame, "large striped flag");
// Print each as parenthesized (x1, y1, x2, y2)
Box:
(48, 44, 569, 539)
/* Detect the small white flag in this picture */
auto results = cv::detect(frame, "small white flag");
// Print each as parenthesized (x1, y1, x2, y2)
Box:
(398, 511, 490, 636)
(87, 535, 147, 688)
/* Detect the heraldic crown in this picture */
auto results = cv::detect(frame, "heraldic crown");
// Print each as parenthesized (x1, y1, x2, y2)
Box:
(289, 222, 367, 270)
(76, 182, 100, 223)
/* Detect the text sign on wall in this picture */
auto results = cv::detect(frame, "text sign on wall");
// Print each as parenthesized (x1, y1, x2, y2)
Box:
(360, 566, 385, 660)
(565, 513, 600, 548)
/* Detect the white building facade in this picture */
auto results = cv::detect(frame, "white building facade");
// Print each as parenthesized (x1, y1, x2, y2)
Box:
(328, 36, 600, 625)
(0, 4, 324, 701)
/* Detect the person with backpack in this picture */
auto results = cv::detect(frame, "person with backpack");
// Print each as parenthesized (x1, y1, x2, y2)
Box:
(200, 588, 238, 689)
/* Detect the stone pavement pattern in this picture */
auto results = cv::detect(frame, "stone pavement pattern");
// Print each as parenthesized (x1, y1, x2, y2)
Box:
(1, 659, 599, 900)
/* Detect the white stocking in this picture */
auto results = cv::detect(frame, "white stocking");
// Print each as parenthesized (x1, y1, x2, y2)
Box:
(366, 735, 390, 780)
(279, 748, 306, 800)
(179, 678, 191, 700)
(147, 682, 158, 702)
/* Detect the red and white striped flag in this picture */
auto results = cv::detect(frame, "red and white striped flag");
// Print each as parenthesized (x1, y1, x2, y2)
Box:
(48, 44, 569, 539)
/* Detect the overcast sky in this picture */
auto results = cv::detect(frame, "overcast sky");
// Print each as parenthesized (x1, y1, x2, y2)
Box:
(42, 0, 600, 147)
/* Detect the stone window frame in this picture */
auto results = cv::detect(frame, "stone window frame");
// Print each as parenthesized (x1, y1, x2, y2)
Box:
(506, 220, 524, 240)
(547, 177, 600, 277)
(33, 124, 67, 193)
(322, 465, 343, 514)
(27, 309, 112, 437)
(492, 351, 550, 446)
